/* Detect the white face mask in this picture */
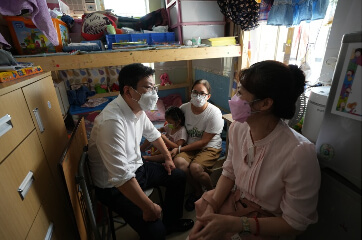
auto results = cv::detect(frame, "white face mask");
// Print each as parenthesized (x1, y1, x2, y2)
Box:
(191, 95, 207, 107)
(132, 88, 159, 111)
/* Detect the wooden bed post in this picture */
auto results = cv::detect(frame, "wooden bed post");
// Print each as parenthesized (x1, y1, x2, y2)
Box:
(186, 60, 192, 100)
(237, 29, 244, 76)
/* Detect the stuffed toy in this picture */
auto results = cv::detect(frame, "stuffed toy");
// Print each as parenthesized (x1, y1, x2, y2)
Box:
(160, 73, 172, 86)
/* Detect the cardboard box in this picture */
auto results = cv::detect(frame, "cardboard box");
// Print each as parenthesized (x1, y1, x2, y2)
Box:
(4, 16, 69, 55)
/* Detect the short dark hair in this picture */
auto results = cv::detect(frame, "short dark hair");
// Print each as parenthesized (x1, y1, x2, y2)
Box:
(192, 79, 211, 94)
(118, 63, 155, 95)
(239, 60, 305, 119)
(165, 106, 185, 126)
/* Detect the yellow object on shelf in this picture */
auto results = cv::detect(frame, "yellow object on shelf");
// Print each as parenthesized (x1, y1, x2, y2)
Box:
(206, 37, 236, 46)
(0, 66, 43, 83)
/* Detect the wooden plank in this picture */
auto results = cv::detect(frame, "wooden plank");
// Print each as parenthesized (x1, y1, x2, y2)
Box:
(59, 118, 88, 240)
(186, 60, 193, 100)
(283, 28, 294, 64)
(237, 30, 244, 75)
(160, 82, 190, 90)
(15, 46, 242, 72)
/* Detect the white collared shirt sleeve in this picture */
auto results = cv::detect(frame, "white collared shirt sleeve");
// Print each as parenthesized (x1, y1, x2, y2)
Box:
(142, 114, 161, 142)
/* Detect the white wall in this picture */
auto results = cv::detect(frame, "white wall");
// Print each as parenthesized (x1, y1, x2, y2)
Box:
(320, 0, 362, 84)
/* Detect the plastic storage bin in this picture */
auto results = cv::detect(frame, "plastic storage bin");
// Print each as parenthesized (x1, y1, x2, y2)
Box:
(150, 32, 176, 44)
(106, 33, 176, 49)
(4, 16, 69, 55)
(106, 34, 132, 49)
(131, 33, 150, 44)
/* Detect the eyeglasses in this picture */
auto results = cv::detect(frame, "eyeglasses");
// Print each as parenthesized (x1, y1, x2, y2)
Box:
(143, 85, 159, 93)
(191, 90, 209, 98)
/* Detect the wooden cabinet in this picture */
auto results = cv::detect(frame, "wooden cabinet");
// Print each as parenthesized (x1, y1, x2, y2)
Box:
(0, 88, 34, 161)
(22, 74, 68, 191)
(0, 72, 77, 239)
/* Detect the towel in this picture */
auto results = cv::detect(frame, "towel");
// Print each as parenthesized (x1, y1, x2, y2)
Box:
(0, 0, 59, 46)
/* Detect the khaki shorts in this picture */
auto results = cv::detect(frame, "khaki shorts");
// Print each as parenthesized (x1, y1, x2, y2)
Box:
(175, 147, 222, 174)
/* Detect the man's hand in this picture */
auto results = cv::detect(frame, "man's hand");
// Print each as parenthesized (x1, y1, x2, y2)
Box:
(162, 158, 176, 175)
(161, 134, 168, 140)
(143, 203, 162, 222)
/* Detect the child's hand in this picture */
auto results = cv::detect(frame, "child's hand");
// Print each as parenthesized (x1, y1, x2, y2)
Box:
(170, 148, 178, 158)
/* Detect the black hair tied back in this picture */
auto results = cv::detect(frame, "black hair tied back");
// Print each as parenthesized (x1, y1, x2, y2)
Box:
(288, 64, 306, 102)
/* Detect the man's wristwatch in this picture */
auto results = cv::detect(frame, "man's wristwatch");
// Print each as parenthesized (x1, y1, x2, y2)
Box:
(239, 217, 251, 236)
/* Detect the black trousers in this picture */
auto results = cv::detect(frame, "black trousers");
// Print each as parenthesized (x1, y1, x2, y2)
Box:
(95, 161, 186, 240)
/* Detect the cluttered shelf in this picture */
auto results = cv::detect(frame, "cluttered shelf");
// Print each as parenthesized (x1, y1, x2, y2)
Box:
(14, 45, 242, 72)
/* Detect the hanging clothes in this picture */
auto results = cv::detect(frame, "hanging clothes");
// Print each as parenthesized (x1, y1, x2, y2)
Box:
(267, 0, 329, 26)
(267, 0, 294, 26)
(217, 0, 260, 31)
(259, 0, 275, 21)
(311, 0, 330, 20)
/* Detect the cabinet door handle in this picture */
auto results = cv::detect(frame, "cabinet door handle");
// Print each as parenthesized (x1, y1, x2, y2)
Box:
(33, 108, 45, 133)
(18, 171, 34, 200)
(45, 222, 54, 240)
(0, 114, 13, 137)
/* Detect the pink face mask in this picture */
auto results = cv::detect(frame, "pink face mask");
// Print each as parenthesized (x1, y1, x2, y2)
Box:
(228, 95, 260, 123)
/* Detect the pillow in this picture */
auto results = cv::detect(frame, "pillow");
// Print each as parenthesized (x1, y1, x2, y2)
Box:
(145, 99, 165, 121)
(81, 12, 122, 41)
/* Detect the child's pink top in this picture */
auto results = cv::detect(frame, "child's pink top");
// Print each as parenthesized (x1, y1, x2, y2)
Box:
(222, 120, 321, 231)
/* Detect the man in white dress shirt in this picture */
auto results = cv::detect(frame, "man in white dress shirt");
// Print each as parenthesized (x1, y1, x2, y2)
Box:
(88, 63, 194, 240)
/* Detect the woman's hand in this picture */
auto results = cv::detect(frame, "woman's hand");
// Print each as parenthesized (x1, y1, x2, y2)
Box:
(189, 213, 236, 240)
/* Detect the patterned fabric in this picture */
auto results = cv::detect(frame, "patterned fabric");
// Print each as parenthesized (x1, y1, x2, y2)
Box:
(217, 0, 260, 31)
(259, 0, 274, 21)
(59, 66, 122, 90)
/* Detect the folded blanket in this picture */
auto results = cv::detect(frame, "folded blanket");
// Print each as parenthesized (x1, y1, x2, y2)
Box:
(0, 0, 59, 46)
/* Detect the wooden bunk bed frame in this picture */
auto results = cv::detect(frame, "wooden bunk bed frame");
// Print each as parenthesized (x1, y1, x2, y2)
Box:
(16, 45, 242, 98)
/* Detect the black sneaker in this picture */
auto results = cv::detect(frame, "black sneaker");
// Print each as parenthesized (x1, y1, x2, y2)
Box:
(184, 193, 200, 212)
(166, 219, 194, 235)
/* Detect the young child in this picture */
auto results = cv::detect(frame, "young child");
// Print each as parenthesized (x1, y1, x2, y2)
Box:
(141, 106, 187, 162)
